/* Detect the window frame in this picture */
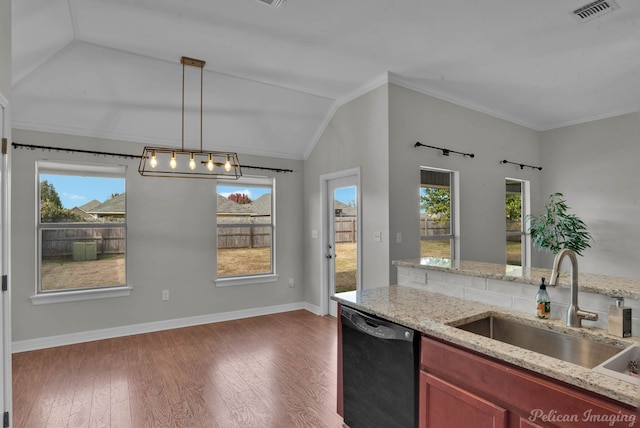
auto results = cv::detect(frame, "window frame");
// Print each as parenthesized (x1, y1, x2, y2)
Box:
(31, 161, 131, 305)
(214, 175, 278, 287)
(420, 167, 460, 261)
(505, 178, 531, 268)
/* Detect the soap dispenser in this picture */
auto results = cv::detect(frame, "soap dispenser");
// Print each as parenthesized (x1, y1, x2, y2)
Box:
(535, 277, 550, 319)
(608, 297, 632, 338)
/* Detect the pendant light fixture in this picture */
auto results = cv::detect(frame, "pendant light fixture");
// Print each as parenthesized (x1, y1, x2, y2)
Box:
(138, 57, 242, 179)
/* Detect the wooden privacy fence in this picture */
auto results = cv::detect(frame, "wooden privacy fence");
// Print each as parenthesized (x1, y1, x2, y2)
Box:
(217, 224, 272, 249)
(217, 217, 357, 249)
(41, 228, 125, 259)
(420, 217, 450, 237)
(335, 217, 356, 243)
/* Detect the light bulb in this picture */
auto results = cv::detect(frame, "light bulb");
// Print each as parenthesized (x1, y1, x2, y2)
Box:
(189, 153, 196, 170)
(150, 151, 157, 168)
(207, 154, 214, 171)
(169, 151, 177, 169)
(224, 155, 232, 172)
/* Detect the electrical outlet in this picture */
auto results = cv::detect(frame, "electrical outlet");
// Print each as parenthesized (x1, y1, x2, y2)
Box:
(396, 232, 402, 243)
(373, 232, 382, 242)
(289, 278, 294, 287)
(162, 290, 170, 301)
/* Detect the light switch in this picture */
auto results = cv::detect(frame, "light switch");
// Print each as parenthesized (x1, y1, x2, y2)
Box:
(311, 229, 318, 238)
(396, 232, 402, 243)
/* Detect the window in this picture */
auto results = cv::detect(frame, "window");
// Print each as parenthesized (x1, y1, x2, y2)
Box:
(420, 168, 457, 260)
(216, 176, 276, 285)
(506, 178, 530, 267)
(36, 161, 127, 299)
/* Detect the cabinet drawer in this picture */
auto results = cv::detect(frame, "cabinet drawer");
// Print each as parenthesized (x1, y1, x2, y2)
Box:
(420, 336, 637, 427)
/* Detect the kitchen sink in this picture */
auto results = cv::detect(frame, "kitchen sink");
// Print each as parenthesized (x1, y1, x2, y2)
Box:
(593, 345, 640, 385)
(455, 315, 626, 369)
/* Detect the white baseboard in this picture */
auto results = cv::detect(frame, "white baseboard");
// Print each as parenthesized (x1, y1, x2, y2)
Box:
(304, 302, 322, 315)
(12, 302, 315, 353)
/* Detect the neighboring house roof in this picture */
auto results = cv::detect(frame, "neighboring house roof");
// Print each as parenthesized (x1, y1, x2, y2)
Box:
(216, 194, 252, 216)
(334, 200, 356, 217)
(89, 193, 126, 215)
(78, 199, 101, 212)
(70, 207, 95, 221)
(247, 194, 271, 216)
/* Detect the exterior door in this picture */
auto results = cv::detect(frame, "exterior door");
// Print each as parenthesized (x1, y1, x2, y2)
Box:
(0, 95, 11, 427)
(326, 174, 359, 317)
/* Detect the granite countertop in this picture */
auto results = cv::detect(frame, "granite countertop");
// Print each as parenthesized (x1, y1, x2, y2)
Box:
(393, 258, 640, 300)
(332, 285, 640, 407)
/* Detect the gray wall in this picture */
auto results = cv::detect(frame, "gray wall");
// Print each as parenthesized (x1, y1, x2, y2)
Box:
(540, 112, 640, 278)
(9, 79, 639, 341)
(304, 85, 390, 309)
(388, 84, 544, 283)
(304, 82, 639, 309)
(11, 129, 304, 342)
(0, 0, 9, 100)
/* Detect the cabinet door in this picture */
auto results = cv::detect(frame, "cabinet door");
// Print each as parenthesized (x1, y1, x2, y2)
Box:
(419, 371, 507, 428)
(518, 418, 544, 428)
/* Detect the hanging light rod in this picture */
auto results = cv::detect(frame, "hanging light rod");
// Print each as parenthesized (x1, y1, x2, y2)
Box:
(501, 159, 542, 171)
(12, 142, 293, 174)
(414, 142, 474, 158)
(138, 56, 242, 179)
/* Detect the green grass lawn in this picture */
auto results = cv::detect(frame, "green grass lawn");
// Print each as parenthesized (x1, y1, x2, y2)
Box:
(421, 240, 523, 266)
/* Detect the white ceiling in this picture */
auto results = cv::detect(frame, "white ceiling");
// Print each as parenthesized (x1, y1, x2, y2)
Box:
(11, 0, 640, 159)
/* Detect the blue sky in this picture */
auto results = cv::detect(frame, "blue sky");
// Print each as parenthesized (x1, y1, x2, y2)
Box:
(334, 187, 356, 205)
(44, 177, 354, 208)
(217, 186, 270, 201)
(41, 175, 125, 209)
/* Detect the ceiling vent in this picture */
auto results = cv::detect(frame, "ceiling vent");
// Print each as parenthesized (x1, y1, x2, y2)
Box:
(572, 0, 619, 22)
(256, 0, 287, 7)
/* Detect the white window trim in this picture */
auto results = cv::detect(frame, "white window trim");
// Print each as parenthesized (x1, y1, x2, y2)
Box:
(214, 274, 279, 287)
(36, 160, 128, 301)
(215, 175, 276, 285)
(30, 286, 132, 305)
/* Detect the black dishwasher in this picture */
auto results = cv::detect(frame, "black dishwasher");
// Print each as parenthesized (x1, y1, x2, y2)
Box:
(341, 305, 419, 428)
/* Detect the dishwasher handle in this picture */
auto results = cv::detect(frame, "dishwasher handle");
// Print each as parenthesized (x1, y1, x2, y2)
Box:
(341, 306, 415, 342)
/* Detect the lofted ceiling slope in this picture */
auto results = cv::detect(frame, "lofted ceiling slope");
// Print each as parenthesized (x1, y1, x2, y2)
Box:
(11, 0, 640, 159)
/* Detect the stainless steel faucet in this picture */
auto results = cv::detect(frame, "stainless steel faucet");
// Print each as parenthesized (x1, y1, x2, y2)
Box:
(548, 248, 598, 328)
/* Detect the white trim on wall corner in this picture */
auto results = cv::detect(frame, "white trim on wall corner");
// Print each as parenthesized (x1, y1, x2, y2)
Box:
(12, 302, 313, 353)
(303, 72, 390, 159)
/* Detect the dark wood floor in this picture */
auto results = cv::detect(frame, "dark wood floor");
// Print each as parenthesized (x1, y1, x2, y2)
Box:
(12, 310, 344, 428)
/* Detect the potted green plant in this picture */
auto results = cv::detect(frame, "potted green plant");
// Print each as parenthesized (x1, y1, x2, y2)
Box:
(528, 193, 593, 256)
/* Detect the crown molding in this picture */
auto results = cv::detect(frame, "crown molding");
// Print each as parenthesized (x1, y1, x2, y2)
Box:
(387, 72, 542, 131)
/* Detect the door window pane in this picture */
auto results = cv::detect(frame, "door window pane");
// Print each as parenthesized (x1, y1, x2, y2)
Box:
(334, 187, 357, 293)
(506, 179, 525, 266)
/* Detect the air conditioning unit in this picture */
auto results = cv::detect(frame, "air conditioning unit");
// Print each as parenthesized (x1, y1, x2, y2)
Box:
(256, 0, 287, 7)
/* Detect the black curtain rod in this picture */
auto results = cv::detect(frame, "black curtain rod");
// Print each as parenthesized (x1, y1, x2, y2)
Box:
(11, 142, 294, 173)
(240, 164, 293, 173)
(414, 142, 475, 158)
(12, 142, 141, 159)
(501, 159, 542, 171)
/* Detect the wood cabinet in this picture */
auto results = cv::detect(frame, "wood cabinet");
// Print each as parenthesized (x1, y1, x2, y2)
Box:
(419, 370, 507, 428)
(420, 336, 638, 428)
